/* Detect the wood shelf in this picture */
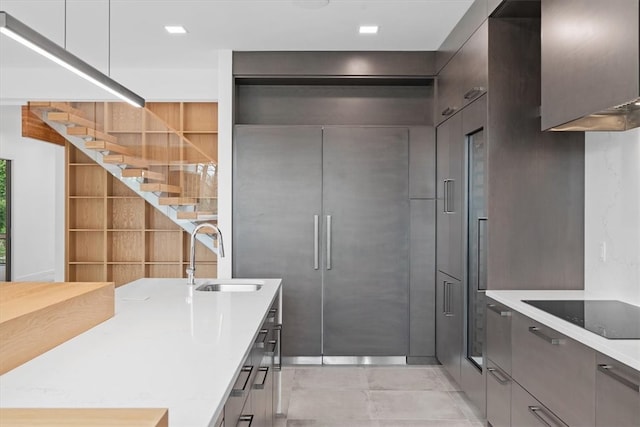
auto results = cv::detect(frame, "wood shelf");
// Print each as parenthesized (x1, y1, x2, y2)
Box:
(65, 102, 218, 286)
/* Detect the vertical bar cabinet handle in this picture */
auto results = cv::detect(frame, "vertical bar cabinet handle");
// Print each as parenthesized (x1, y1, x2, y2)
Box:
(314, 215, 319, 270)
(477, 217, 488, 291)
(326, 215, 332, 270)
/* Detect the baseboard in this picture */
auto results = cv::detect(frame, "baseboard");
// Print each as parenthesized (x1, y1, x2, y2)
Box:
(406, 356, 439, 365)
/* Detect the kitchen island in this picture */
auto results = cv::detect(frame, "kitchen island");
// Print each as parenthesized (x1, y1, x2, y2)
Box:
(0, 278, 282, 427)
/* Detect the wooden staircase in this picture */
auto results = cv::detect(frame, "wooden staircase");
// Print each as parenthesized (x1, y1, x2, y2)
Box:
(28, 101, 219, 233)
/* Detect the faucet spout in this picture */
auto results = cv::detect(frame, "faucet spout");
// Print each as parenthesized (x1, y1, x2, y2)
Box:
(186, 223, 225, 285)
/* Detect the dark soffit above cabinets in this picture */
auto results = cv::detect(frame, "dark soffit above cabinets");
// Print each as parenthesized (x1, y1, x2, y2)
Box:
(233, 51, 437, 79)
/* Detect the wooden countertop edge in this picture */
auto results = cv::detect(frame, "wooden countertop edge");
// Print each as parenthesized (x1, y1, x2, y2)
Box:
(0, 408, 168, 427)
(0, 282, 114, 323)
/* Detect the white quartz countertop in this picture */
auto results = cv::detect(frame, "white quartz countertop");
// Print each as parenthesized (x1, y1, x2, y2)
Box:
(486, 290, 640, 371)
(0, 278, 282, 427)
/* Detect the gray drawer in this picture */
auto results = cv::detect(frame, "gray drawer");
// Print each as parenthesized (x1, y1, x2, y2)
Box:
(225, 362, 257, 427)
(512, 311, 596, 427)
(511, 379, 568, 427)
(486, 359, 511, 427)
(486, 298, 512, 374)
(595, 353, 640, 427)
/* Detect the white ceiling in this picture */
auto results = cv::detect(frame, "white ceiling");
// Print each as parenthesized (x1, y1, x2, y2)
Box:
(0, 0, 473, 71)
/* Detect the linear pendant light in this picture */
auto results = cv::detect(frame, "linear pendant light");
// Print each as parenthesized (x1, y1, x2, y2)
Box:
(0, 11, 145, 108)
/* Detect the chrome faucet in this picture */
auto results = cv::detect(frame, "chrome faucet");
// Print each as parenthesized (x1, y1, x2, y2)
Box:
(186, 223, 225, 285)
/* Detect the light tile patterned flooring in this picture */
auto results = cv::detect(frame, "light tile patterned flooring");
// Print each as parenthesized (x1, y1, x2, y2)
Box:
(275, 365, 486, 427)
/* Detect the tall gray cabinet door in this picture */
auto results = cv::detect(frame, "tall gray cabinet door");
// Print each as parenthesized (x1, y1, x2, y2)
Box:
(322, 127, 410, 356)
(436, 113, 464, 281)
(233, 126, 323, 357)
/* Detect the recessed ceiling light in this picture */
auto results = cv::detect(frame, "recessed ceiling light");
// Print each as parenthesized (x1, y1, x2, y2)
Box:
(165, 26, 187, 34)
(359, 25, 379, 35)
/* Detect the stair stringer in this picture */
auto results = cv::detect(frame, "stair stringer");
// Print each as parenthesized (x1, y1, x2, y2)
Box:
(44, 117, 221, 257)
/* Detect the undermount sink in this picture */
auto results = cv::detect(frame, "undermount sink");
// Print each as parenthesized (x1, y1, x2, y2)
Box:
(195, 283, 263, 292)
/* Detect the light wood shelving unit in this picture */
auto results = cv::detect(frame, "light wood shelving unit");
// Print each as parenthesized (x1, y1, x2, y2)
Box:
(66, 102, 218, 286)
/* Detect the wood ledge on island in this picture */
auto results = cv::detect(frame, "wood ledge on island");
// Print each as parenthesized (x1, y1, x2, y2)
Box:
(0, 281, 115, 375)
(0, 408, 168, 427)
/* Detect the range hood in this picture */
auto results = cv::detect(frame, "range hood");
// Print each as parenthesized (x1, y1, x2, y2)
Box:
(541, 0, 640, 132)
(550, 101, 640, 132)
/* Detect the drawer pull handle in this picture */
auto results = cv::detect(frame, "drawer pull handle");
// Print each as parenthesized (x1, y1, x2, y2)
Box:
(528, 406, 565, 427)
(238, 414, 254, 426)
(253, 367, 270, 390)
(464, 87, 486, 100)
(231, 365, 254, 397)
(441, 107, 457, 117)
(487, 367, 510, 385)
(265, 339, 278, 356)
(597, 364, 640, 392)
(487, 303, 511, 317)
(274, 323, 283, 371)
(528, 326, 565, 345)
(268, 307, 278, 320)
(254, 328, 269, 348)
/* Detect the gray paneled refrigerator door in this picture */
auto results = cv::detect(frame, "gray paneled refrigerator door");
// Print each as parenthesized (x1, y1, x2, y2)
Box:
(233, 126, 323, 357)
(321, 127, 410, 356)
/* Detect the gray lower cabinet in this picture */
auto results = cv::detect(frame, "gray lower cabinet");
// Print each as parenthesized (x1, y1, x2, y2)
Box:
(435, 271, 463, 384)
(225, 312, 277, 427)
(486, 298, 512, 375)
(235, 125, 415, 358)
(511, 379, 568, 427)
(486, 359, 511, 427)
(511, 311, 595, 427)
(595, 353, 640, 427)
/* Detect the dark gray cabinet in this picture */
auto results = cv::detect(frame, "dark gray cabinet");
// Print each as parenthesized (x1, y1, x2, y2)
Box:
(436, 271, 463, 384)
(486, 359, 511, 427)
(486, 298, 512, 375)
(541, 0, 640, 131)
(511, 311, 596, 427)
(436, 113, 464, 281)
(235, 125, 414, 359)
(459, 21, 488, 108)
(436, 53, 464, 125)
(321, 127, 409, 357)
(595, 353, 640, 427)
(234, 126, 323, 357)
(511, 379, 568, 427)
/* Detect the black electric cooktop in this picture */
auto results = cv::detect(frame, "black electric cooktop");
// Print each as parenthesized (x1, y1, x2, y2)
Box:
(523, 300, 640, 340)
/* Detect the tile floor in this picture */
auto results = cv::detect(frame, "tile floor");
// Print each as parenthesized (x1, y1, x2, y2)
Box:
(275, 365, 486, 427)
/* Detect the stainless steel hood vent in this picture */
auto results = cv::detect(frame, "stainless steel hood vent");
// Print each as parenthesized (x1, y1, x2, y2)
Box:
(550, 99, 640, 132)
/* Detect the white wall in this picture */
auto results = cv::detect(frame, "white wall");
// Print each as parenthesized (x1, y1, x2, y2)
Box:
(584, 129, 640, 304)
(0, 106, 65, 281)
(0, 67, 219, 104)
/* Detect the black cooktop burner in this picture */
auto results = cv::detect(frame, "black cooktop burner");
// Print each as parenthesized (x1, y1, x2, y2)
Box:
(522, 300, 640, 340)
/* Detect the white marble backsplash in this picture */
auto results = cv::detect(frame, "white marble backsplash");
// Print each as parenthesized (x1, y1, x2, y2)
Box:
(584, 129, 640, 305)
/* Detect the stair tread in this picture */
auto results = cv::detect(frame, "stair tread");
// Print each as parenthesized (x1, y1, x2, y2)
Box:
(140, 183, 182, 194)
(121, 169, 165, 181)
(47, 112, 96, 129)
(176, 211, 216, 220)
(67, 127, 117, 143)
(28, 101, 86, 117)
(103, 155, 149, 169)
(158, 197, 198, 206)
(85, 140, 135, 156)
